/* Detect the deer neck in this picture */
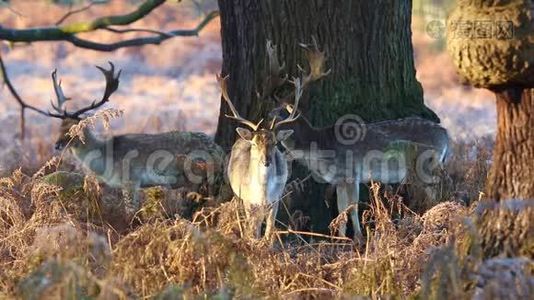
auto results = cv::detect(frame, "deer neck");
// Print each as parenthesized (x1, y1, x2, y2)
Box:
(248, 149, 286, 204)
(70, 127, 105, 161)
(249, 151, 271, 191)
(279, 117, 331, 151)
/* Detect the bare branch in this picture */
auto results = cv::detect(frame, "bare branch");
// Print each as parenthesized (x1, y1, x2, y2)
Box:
(61, 0, 167, 33)
(104, 27, 174, 38)
(0, 0, 219, 52)
(55, 1, 96, 26)
(0, 1, 24, 18)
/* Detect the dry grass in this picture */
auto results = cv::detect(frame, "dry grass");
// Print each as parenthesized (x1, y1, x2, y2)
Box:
(0, 137, 531, 299)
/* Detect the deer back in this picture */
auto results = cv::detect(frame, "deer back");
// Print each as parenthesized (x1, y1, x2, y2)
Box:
(72, 131, 225, 189)
(279, 116, 449, 184)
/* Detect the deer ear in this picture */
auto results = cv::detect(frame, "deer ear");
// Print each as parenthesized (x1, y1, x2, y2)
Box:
(276, 129, 293, 142)
(236, 127, 253, 141)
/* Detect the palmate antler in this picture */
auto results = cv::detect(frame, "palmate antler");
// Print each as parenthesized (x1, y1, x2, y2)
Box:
(298, 37, 331, 86)
(219, 38, 329, 131)
(270, 37, 330, 129)
(48, 62, 121, 120)
(270, 77, 303, 129)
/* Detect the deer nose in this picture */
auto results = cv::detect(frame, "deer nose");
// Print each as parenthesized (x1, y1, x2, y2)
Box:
(258, 155, 270, 167)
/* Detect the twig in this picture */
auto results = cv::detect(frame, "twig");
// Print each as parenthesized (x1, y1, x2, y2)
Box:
(104, 27, 175, 38)
(0, 1, 24, 18)
(0, 52, 48, 139)
(55, 1, 96, 26)
(283, 287, 337, 296)
(276, 229, 354, 242)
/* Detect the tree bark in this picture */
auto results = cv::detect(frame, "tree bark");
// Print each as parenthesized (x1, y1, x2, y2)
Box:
(216, 0, 438, 233)
(486, 89, 534, 200)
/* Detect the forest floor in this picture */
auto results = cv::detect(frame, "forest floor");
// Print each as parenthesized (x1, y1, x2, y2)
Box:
(0, 2, 531, 299)
(1, 138, 532, 298)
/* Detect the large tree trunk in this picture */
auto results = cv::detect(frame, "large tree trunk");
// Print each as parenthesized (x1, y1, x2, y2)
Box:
(486, 89, 534, 200)
(215, 0, 438, 233)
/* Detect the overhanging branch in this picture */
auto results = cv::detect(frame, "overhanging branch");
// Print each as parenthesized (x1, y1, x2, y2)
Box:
(65, 11, 219, 51)
(0, 0, 219, 52)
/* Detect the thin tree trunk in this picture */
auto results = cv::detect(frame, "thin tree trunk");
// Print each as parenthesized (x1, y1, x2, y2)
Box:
(487, 89, 534, 200)
(216, 0, 438, 233)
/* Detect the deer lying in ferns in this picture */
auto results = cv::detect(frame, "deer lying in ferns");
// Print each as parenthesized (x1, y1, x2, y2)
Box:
(28, 63, 224, 217)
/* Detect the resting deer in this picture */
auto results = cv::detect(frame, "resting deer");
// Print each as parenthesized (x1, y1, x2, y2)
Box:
(263, 39, 449, 240)
(27, 63, 225, 217)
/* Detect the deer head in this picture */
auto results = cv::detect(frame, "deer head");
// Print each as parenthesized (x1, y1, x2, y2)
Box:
(48, 62, 121, 150)
(219, 38, 330, 166)
(217, 74, 296, 167)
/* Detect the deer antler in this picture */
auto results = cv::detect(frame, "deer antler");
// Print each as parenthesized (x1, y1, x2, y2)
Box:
(298, 37, 331, 86)
(217, 74, 263, 131)
(270, 37, 330, 129)
(271, 77, 302, 129)
(50, 70, 71, 115)
(48, 62, 121, 120)
(258, 40, 288, 100)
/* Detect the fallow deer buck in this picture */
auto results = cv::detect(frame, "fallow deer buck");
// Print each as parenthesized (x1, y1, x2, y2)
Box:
(263, 40, 449, 241)
(26, 63, 225, 217)
(219, 74, 294, 240)
(220, 40, 330, 240)
(274, 105, 449, 239)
